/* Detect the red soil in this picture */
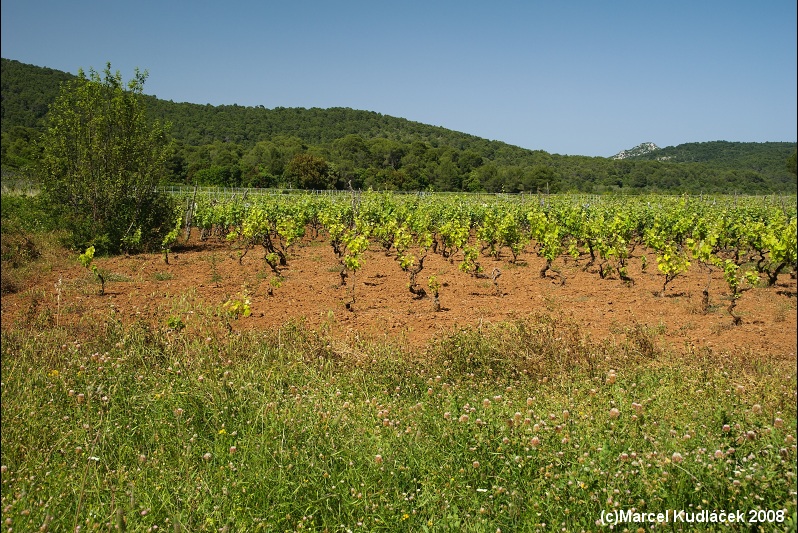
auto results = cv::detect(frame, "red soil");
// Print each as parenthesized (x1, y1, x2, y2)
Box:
(3, 233, 796, 360)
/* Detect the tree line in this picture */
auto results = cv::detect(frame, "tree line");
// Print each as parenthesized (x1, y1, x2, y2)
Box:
(2, 58, 796, 195)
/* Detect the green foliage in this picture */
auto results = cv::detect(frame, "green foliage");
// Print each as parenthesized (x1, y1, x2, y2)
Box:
(1, 59, 73, 132)
(427, 275, 440, 297)
(284, 152, 337, 189)
(3, 59, 796, 195)
(37, 62, 175, 254)
(654, 244, 691, 293)
(222, 289, 251, 319)
(165, 315, 186, 331)
(161, 204, 184, 264)
(78, 246, 105, 295)
(1, 317, 795, 531)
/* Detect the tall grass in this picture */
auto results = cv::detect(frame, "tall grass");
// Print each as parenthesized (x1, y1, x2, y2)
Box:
(2, 308, 795, 532)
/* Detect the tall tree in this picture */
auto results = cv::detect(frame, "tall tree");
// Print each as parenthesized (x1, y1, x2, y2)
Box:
(284, 153, 337, 190)
(38, 64, 174, 253)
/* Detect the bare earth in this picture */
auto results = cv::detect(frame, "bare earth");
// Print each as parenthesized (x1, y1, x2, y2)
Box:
(3, 232, 796, 360)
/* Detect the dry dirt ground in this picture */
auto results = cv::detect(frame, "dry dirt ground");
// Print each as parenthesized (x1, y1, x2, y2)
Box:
(2, 232, 796, 359)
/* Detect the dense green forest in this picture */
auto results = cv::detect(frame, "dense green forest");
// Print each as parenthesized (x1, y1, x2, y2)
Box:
(2, 58, 796, 193)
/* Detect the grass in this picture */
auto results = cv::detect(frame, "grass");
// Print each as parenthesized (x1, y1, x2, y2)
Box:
(1, 309, 796, 532)
(154, 271, 174, 282)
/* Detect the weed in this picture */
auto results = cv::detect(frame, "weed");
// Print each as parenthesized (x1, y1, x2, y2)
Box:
(207, 252, 223, 286)
(166, 315, 186, 331)
(154, 271, 173, 281)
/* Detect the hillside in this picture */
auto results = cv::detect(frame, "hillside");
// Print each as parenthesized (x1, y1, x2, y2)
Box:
(614, 140, 796, 179)
(2, 58, 796, 194)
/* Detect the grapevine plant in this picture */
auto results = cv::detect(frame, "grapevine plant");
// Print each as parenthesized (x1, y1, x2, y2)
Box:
(78, 246, 105, 295)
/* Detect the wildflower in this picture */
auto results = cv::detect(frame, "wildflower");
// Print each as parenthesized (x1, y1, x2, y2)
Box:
(735, 384, 745, 395)
(76, 393, 85, 404)
(483, 398, 491, 408)
(631, 402, 643, 415)
(609, 408, 620, 419)
(203, 453, 212, 461)
(714, 450, 724, 459)
(774, 418, 784, 428)
(785, 435, 795, 445)
(472, 461, 480, 468)
(459, 414, 469, 423)
(562, 410, 570, 421)
(229, 446, 237, 454)
(607, 371, 617, 385)
(530, 436, 541, 447)
(444, 412, 451, 420)
(374, 455, 383, 465)
(722, 424, 731, 432)
(752, 404, 762, 415)
(671, 452, 683, 464)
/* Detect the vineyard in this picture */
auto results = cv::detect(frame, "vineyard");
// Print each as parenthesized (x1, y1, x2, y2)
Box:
(4, 191, 796, 352)
(2, 192, 797, 530)
(176, 190, 796, 322)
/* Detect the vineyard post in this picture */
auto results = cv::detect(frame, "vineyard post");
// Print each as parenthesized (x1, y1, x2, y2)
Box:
(184, 185, 198, 241)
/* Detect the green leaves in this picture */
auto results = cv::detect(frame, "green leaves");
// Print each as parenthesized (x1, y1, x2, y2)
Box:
(223, 290, 252, 319)
(39, 63, 174, 254)
(78, 246, 105, 295)
(77, 245, 96, 272)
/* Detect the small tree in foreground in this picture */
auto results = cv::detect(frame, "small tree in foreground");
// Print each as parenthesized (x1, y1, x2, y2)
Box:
(39, 63, 174, 254)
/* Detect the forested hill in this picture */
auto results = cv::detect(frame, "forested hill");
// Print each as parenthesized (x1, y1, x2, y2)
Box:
(617, 141, 796, 176)
(2, 58, 796, 194)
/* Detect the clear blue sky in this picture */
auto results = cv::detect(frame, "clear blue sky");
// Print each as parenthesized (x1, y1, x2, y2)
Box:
(2, 0, 796, 157)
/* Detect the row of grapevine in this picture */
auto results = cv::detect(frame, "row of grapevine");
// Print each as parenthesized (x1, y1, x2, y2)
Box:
(175, 191, 797, 320)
